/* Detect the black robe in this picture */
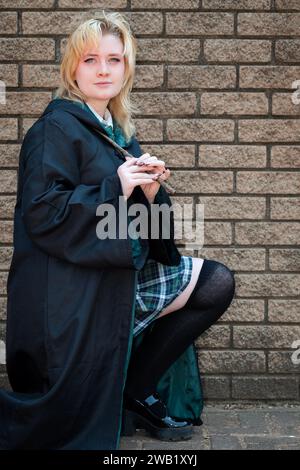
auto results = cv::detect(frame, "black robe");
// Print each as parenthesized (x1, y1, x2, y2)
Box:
(0, 98, 203, 450)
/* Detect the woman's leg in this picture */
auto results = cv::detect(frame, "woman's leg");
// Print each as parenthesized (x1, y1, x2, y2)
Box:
(156, 257, 204, 318)
(124, 259, 235, 401)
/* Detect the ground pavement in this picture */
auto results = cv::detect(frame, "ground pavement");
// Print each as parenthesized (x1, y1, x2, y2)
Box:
(120, 404, 300, 450)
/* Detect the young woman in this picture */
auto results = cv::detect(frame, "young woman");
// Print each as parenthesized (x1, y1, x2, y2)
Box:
(0, 12, 235, 450)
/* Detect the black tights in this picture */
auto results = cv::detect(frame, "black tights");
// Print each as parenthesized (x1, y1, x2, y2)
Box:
(124, 259, 235, 401)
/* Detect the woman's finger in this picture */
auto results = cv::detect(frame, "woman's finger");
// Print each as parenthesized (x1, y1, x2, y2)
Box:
(130, 164, 164, 174)
(155, 169, 170, 180)
(135, 178, 158, 185)
(137, 153, 152, 161)
(136, 157, 164, 166)
(139, 155, 158, 161)
(124, 157, 138, 166)
(131, 172, 161, 179)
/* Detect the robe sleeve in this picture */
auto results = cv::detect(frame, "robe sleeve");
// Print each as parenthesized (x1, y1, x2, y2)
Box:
(129, 138, 182, 266)
(147, 184, 181, 266)
(20, 117, 146, 269)
(128, 218, 143, 261)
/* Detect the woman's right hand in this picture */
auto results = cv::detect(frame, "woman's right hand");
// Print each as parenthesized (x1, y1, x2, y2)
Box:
(117, 153, 163, 200)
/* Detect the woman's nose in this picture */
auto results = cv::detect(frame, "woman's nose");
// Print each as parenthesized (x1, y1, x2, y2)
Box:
(97, 60, 110, 75)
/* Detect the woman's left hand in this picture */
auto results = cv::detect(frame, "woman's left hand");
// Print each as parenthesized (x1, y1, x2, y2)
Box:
(125, 154, 171, 203)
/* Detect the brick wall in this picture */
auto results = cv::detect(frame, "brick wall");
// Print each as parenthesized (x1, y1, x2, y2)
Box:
(0, 1, 299, 403)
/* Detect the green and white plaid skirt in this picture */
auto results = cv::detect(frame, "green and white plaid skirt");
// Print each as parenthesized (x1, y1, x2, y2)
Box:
(133, 256, 193, 337)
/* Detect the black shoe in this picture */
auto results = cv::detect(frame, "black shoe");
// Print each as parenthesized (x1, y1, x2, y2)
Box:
(121, 392, 194, 441)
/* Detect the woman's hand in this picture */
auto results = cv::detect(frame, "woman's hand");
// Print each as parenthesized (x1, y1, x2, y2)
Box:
(124, 153, 171, 203)
(117, 153, 168, 201)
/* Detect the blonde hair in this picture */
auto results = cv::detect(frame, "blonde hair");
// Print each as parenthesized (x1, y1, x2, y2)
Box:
(54, 11, 139, 141)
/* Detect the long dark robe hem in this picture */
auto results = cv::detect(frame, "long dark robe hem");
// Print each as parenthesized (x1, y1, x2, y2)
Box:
(0, 98, 203, 450)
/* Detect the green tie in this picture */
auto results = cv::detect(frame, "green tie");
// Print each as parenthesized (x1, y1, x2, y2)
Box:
(102, 123, 114, 140)
(83, 102, 132, 148)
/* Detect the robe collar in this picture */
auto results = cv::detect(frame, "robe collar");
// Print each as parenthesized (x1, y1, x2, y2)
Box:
(41, 97, 133, 148)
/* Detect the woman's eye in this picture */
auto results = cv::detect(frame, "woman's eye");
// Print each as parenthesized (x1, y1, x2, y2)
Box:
(84, 58, 120, 63)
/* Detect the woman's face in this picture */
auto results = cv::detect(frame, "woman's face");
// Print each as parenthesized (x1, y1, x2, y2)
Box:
(75, 33, 126, 115)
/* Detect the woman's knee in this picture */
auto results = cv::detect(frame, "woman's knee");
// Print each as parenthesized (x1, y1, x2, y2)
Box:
(216, 261, 235, 310)
(203, 260, 235, 314)
(185, 259, 235, 312)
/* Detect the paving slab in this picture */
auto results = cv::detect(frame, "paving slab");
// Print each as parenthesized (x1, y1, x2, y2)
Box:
(120, 404, 300, 450)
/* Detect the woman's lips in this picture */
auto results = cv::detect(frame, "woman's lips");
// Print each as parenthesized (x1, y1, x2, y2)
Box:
(95, 82, 112, 86)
